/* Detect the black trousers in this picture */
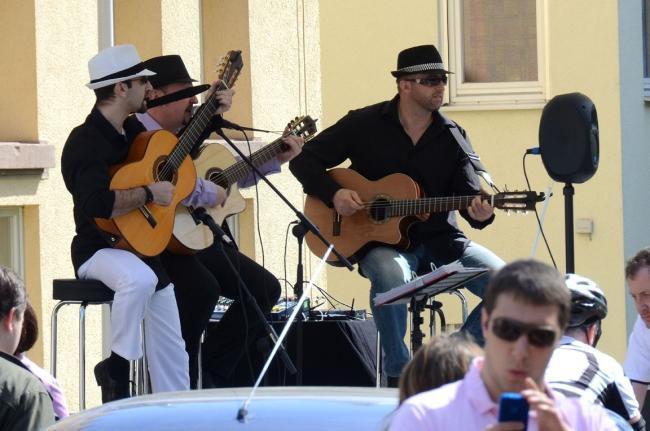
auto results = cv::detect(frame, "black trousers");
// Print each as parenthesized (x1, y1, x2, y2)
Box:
(161, 241, 280, 388)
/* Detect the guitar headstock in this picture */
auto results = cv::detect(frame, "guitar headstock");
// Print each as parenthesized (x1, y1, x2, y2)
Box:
(216, 50, 244, 89)
(493, 191, 546, 211)
(287, 115, 318, 142)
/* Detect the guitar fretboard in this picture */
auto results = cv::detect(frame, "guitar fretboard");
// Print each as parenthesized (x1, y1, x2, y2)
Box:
(385, 195, 493, 217)
(159, 87, 226, 180)
(207, 138, 289, 187)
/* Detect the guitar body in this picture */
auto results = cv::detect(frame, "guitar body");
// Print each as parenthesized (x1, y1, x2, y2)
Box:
(170, 143, 246, 253)
(304, 168, 427, 266)
(94, 130, 197, 257)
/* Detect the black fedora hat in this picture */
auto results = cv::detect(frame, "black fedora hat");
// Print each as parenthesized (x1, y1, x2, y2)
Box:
(391, 45, 451, 77)
(143, 55, 210, 107)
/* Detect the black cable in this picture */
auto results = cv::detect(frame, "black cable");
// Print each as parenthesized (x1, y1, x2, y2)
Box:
(523, 152, 557, 269)
(239, 128, 266, 269)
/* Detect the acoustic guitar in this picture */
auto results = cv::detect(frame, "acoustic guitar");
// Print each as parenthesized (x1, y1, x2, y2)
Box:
(303, 168, 545, 266)
(94, 50, 244, 257)
(170, 115, 318, 253)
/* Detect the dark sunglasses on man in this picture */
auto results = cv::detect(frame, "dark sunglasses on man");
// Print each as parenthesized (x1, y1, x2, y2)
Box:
(490, 317, 558, 348)
(402, 75, 448, 87)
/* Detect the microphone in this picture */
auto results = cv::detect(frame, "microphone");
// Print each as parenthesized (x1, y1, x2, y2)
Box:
(212, 115, 245, 131)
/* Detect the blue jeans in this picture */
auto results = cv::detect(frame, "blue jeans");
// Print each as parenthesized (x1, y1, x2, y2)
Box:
(360, 242, 504, 377)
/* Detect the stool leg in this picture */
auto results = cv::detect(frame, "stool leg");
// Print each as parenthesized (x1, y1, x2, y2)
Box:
(197, 331, 204, 390)
(375, 331, 381, 388)
(449, 290, 469, 323)
(50, 301, 69, 377)
(79, 303, 87, 411)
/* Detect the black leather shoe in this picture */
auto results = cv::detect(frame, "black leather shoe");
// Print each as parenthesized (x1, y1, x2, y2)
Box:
(94, 358, 130, 403)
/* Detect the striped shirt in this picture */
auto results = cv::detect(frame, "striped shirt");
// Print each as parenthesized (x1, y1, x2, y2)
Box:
(545, 335, 640, 421)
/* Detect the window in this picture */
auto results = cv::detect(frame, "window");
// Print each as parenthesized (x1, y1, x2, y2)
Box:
(444, 0, 546, 108)
(0, 207, 24, 278)
(643, 0, 650, 100)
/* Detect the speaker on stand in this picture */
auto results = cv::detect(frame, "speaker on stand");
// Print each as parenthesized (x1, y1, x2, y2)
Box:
(539, 92, 599, 273)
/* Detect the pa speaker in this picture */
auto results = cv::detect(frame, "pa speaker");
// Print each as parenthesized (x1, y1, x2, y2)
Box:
(539, 92, 599, 184)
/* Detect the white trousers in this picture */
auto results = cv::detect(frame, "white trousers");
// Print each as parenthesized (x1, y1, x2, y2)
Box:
(78, 248, 189, 393)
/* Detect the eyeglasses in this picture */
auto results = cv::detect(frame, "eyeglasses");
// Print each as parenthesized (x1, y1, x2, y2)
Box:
(490, 317, 557, 348)
(402, 76, 448, 86)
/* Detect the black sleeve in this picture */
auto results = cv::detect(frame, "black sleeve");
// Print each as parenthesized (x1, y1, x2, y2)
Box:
(289, 111, 358, 205)
(449, 128, 495, 229)
(61, 128, 115, 219)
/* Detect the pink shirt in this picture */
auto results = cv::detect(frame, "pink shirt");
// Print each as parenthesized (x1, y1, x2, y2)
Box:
(389, 357, 616, 431)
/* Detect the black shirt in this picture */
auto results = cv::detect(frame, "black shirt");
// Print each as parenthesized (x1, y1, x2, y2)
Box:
(61, 107, 169, 287)
(289, 95, 494, 263)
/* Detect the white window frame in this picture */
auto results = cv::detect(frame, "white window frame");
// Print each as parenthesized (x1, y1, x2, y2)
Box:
(0, 207, 24, 279)
(441, 0, 547, 109)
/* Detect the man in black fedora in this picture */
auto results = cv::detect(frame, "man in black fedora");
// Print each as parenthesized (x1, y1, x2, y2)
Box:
(290, 44, 504, 386)
(136, 54, 303, 388)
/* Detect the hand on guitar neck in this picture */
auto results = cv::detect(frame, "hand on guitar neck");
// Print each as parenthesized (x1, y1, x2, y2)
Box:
(466, 193, 495, 222)
(332, 188, 364, 216)
(205, 79, 234, 116)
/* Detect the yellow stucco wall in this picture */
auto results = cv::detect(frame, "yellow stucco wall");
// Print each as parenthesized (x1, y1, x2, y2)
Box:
(318, 0, 627, 361)
(0, 1, 38, 142)
(0, 0, 642, 415)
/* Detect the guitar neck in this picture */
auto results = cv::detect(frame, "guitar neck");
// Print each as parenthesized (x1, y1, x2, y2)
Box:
(387, 194, 490, 217)
(217, 137, 289, 187)
(164, 89, 224, 176)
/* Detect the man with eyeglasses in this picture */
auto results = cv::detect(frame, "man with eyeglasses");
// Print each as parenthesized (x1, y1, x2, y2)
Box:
(61, 45, 232, 402)
(289, 44, 504, 386)
(389, 259, 616, 430)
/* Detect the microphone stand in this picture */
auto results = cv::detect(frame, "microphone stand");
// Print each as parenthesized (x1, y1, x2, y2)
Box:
(193, 208, 297, 378)
(213, 125, 354, 388)
(213, 126, 354, 271)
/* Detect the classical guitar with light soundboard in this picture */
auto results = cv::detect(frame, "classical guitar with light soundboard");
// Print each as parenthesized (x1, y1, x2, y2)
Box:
(94, 50, 244, 257)
(303, 168, 545, 266)
(170, 115, 318, 253)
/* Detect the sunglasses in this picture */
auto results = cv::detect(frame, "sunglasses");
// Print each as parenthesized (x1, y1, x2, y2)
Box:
(490, 317, 557, 348)
(402, 76, 448, 86)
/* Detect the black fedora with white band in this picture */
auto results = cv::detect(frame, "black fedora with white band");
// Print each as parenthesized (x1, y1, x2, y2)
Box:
(391, 44, 452, 78)
(142, 55, 210, 108)
(86, 44, 156, 90)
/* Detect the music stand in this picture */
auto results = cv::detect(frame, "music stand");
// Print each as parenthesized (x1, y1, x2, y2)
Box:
(374, 262, 487, 352)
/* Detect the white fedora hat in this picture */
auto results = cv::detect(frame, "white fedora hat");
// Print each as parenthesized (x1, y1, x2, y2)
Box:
(86, 44, 156, 90)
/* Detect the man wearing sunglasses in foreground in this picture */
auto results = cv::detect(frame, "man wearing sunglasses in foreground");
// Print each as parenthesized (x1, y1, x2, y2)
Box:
(390, 260, 616, 430)
(289, 44, 504, 387)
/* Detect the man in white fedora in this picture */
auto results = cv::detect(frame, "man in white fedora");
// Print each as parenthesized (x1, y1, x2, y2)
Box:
(61, 44, 213, 402)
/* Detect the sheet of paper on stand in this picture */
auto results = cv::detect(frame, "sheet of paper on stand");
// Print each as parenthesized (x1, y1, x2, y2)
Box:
(373, 261, 487, 306)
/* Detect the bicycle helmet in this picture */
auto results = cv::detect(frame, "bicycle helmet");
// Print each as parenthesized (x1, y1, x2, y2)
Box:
(565, 273, 608, 328)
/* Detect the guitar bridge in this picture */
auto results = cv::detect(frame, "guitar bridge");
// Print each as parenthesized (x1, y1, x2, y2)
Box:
(138, 205, 157, 228)
(333, 212, 341, 236)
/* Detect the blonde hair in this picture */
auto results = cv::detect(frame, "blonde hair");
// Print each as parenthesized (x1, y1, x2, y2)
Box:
(398, 333, 481, 404)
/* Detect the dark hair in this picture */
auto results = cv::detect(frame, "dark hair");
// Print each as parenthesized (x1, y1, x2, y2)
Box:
(484, 259, 571, 330)
(398, 332, 481, 404)
(0, 266, 26, 320)
(625, 248, 650, 279)
(15, 301, 38, 355)
(94, 80, 133, 104)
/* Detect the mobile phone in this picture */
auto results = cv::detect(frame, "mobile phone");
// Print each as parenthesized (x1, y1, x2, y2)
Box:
(498, 392, 529, 430)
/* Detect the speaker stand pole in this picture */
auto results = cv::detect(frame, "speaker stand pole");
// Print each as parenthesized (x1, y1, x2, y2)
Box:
(564, 183, 575, 273)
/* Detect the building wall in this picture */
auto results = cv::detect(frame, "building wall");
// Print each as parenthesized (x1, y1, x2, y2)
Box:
(0, 0, 646, 413)
(318, 0, 630, 361)
(619, 0, 650, 331)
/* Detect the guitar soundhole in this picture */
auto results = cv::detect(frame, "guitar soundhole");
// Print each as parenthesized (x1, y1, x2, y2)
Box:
(154, 157, 178, 184)
(206, 168, 228, 189)
(368, 198, 390, 224)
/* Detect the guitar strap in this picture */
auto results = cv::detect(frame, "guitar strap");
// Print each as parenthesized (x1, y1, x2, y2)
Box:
(440, 113, 498, 192)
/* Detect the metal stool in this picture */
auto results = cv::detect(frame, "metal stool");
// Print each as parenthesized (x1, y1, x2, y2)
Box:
(428, 288, 469, 336)
(51, 278, 148, 410)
